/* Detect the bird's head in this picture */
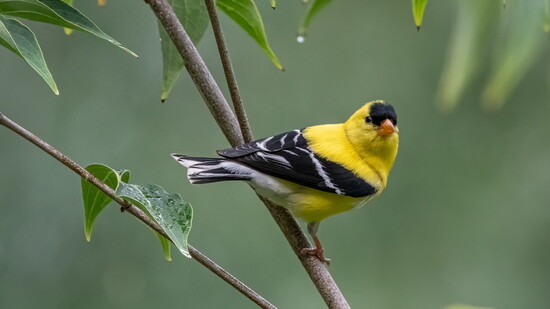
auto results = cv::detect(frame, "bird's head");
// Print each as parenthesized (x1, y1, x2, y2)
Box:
(344, 100, 399, 167)
(345, 100, 398, 137)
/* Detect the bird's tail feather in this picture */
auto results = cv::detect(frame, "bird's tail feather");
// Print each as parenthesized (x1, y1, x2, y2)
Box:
(171, 154, 252, 184)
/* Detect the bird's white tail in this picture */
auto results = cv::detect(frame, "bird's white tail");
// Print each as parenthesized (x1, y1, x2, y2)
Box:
(171, 154, 253, 184)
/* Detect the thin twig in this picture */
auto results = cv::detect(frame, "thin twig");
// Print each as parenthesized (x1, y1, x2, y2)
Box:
(204, 0, 253, 143)
(0, 112, 277, 309)
(143, 0, 350, 307)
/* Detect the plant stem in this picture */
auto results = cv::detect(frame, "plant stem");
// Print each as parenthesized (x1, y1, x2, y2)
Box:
(0, 112, 276, 309)
(143, 0, 351, 307)
(204, 0, 253, 143)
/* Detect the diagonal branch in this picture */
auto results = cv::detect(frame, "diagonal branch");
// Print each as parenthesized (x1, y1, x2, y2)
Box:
(144, 0, 350, 307)
(0, 112, 276, 309)
(204, 0, 253, 143)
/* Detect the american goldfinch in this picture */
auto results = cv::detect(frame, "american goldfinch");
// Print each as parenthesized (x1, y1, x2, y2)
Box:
(172, 100, 399, 263)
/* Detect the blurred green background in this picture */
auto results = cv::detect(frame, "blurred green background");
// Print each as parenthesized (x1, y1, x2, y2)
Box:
(1, 1, 550, 308)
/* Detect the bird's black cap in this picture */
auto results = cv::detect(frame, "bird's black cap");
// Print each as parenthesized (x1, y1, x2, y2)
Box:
(369, 102, 397, 126)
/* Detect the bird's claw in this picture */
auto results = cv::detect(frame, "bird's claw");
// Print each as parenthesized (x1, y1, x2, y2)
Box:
(300, 247, 331, 265)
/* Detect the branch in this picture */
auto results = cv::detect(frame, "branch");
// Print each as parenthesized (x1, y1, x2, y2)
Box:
(204, 0, 253, 143)
(0, 112, 276, 309)
(143, 0, 351, 307)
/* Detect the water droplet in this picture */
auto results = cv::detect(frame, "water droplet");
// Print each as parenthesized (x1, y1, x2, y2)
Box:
(296, 36, 305, 43)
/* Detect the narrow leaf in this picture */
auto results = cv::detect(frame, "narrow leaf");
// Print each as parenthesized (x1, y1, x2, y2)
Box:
(0, 15, 58, 94)
(541, 1, 550, 33)
(0, 0, 137, 57)
(217, 0, 283, 70)
(297, 0, 332, 40)
(117, 183, 193, 258)
(159, 0, 209, 101)
(436, 0, 500, 112)
(412, 0, 428, 29)
(481, 0, 544, 110)
(155, 232, 172, 261)
(81, 164, 122, 241)
(60, 0, 73, 34)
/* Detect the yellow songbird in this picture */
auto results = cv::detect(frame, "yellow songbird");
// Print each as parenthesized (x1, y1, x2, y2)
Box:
(172, 100, 399, 263)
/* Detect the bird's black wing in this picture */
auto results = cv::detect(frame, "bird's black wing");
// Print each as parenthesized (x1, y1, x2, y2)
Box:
(217, 130, 377, 197)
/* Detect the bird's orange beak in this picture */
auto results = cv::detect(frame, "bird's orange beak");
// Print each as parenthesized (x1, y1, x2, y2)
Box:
(378, 119, 397, 136)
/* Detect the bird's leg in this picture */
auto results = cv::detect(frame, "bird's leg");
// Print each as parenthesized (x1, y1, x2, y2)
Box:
(300, 222, 331, 265)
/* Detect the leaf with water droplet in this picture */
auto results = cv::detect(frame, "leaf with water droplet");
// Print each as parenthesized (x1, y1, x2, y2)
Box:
(412, 0, 429, 29)
(297, 0, 333, 38)
(81, 164, 126, 241)
(116, 183, 193, 258)
(217, 0, 283, 70)
(0, 0, 137, 57)
(159, 0, 209, 102)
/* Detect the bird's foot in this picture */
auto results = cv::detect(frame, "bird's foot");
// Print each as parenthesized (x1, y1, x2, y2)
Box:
(300, 246, 331, 265)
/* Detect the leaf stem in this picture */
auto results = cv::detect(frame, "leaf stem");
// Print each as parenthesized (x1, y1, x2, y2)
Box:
(143, 0, 351, 307)
(0, 112, 276, 309)
(204, 0, 253, 143)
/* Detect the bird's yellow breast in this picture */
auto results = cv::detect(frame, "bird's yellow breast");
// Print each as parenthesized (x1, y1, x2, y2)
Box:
(303, 124, 390, 189)
(285, 184, 374, 222)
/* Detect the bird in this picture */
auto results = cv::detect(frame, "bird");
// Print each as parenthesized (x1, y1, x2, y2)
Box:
(171, 100, 399, 263)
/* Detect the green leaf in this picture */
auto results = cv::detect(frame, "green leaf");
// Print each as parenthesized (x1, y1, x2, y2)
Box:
(544, 2, 550, 33)
(436, 0, 500, 112)
(297, 0, 333, 39)
(481, 0, 545, 110)
(412, 0, 429, 29)
(269, 0, 275, 9)
(0, 15, 58, 94)
(60, 0, 73, 35)
(81, 164, 124, 241)
(217, 0, 283, 70)
(0, 0, 137, 57)
(117, 171, 173, 261)
(116, 183, 193, 258)
(159, 0, 209, 101)
(80, 165, 174, 260)
(155, 232, 172, 261)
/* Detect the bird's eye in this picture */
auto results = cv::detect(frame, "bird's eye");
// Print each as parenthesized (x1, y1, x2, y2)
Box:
(365, 116, 372, 124)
